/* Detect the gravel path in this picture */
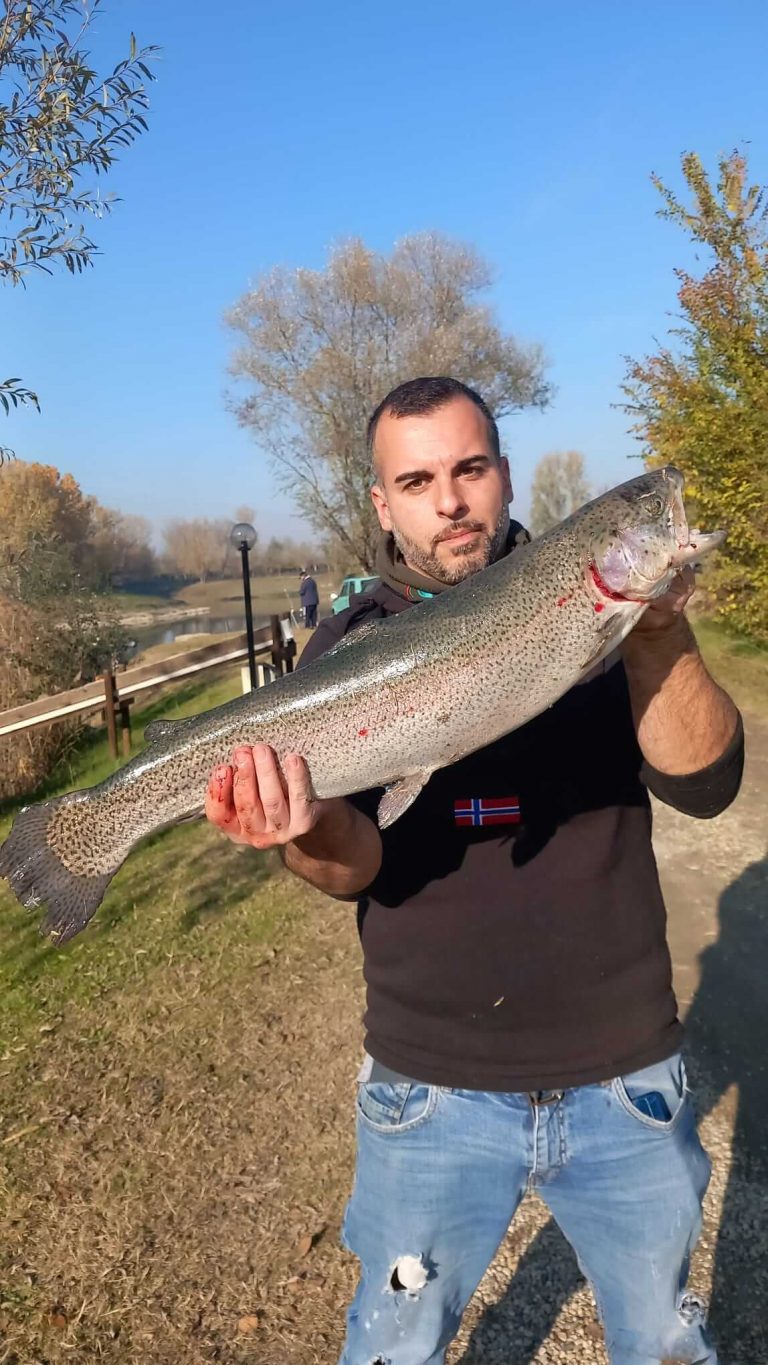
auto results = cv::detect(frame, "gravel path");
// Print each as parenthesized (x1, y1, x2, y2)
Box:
(445, 709, 768, 1364)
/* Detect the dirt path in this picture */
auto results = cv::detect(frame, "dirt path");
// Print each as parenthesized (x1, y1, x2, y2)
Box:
(444, 709, 768, 1365)
(1, 717, 765, 1365)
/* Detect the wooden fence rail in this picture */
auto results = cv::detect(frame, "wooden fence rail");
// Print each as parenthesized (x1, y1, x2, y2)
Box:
(0, 614, 296, 758)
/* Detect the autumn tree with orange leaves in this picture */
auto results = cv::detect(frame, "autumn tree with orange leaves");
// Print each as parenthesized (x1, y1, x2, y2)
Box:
(622, 150, 768, 641)
(0, 461, 132, 796)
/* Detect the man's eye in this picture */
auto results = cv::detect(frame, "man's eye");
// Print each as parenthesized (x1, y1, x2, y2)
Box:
(462, 465, 484, 479)
(405, 479, 426, 491)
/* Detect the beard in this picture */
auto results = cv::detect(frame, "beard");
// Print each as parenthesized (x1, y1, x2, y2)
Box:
(392, 505, 510, 585)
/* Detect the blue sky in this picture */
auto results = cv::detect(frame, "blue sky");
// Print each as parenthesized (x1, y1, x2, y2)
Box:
(4, 0, 767, 543)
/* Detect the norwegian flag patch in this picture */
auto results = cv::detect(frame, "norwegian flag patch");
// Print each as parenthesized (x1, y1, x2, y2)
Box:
(454, 797, 521, 827)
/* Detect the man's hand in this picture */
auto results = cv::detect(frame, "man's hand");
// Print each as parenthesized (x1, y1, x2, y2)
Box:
(630, 566, 695, 638)
(205, 743, 383, 896)
(205, 743, 320, 849)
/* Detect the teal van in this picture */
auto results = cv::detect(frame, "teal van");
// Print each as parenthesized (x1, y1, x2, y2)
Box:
(330, 574, 380, 615)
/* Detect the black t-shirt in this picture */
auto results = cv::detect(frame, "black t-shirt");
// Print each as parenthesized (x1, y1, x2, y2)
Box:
(299, 583, 744, 1091)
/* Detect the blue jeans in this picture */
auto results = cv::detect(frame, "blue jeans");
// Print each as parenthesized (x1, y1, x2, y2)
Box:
(340, 1053, 716, 1364)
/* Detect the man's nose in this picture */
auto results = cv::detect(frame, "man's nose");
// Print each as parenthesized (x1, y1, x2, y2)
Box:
(434, 479, 469, 520)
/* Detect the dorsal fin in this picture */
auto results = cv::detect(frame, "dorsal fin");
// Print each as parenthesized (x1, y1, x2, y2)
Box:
(324, 616, 382, 655)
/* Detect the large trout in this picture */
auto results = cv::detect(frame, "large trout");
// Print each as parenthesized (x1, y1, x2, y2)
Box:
(0, 466, 723, 943)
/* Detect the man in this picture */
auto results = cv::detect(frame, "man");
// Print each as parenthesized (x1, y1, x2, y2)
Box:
(205, 378, 743, 1364)
(299, 569, 319, 629)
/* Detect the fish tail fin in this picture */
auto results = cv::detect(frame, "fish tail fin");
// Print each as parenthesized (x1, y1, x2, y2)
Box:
(0, 795, 116, 944)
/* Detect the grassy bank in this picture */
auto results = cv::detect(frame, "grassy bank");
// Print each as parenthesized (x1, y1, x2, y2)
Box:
(0, 660, 360, 1364)
(0, 668, 256, 1047)
(693, 618, 768, 715)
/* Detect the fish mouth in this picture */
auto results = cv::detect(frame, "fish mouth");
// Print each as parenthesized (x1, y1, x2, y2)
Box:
(671, 529, 727, 565)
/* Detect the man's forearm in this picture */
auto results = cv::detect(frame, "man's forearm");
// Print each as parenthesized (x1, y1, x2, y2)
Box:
(622, 616, 739, 774)
(280, 797, 382, 897)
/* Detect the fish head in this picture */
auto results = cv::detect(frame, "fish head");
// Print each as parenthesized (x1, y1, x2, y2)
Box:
(587, 466, 725, 603)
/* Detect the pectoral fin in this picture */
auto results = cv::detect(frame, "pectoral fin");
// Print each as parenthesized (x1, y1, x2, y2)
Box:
(376, 772, 432, 829)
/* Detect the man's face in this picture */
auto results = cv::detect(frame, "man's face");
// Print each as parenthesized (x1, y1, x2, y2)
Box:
(370, 396, 513, 584)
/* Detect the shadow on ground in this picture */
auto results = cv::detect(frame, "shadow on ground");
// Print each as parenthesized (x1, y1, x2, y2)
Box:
(456, 854, 768, 1364)
(686, 853, 768, 1363)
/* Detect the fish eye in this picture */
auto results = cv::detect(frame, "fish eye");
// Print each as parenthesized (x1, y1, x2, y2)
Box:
(642, 494, 665, 518)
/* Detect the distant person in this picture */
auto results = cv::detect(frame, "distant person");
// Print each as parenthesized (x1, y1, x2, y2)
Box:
(299, 570, 318, 629)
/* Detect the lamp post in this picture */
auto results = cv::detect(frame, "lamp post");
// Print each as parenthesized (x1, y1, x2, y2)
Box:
(229, 522, 258, 688)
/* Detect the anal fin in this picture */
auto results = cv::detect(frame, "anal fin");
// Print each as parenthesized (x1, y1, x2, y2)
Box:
(376, 772, 432, 830)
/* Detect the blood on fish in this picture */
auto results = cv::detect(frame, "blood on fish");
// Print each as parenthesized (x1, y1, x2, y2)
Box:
(556, 594, 572, 607)
(594, 602, 604, 613)
(358, 728, 369, 737)
(589, 562, 630, 603)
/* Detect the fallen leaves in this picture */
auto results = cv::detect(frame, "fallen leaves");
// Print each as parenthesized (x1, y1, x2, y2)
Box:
(237, 1312, 263, 1335)
(295, 1224, 327, 1260)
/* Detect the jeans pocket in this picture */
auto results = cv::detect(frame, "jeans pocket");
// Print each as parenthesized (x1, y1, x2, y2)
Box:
(612, 1053, 688, 1131)
(356, 1081, 438, 1133)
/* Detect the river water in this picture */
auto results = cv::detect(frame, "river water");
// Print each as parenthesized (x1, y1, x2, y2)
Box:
(126, 611, 260, 659)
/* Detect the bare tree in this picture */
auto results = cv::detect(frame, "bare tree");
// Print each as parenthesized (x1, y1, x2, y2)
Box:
(163, 518, 230, 583)
(261, 536, 308, 574)
(529, 451, 592, 537)
(226, 233, 552, 571)
(0, 458, 129, 795)
(89, 507, 157, 584)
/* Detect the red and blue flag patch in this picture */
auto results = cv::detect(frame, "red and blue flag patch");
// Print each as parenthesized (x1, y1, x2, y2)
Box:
(454, 797, 521, 827)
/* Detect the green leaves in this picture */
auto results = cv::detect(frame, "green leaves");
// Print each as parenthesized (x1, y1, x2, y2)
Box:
(622, 150, 768, 642)
(0, 380, 40, 416)
(0, 379, 41, 463)
(0, 0, 158, 286)
(1, 2, 157, 458)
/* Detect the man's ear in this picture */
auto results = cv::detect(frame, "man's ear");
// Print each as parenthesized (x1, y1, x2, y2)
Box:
(371, 482, 393, 532)
(500, 455, 513, 505)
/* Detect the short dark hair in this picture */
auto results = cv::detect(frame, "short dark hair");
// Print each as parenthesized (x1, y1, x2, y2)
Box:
(366, 376, 501, 471)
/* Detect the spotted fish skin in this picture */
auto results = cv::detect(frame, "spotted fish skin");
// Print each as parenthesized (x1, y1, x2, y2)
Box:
(0, 466, 723, 942)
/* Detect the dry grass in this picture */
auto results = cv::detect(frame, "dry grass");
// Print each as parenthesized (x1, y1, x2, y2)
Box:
(0, 860, 363, 1365)
(0, 664, 362, 1364)
(0, 598, 76, 801)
